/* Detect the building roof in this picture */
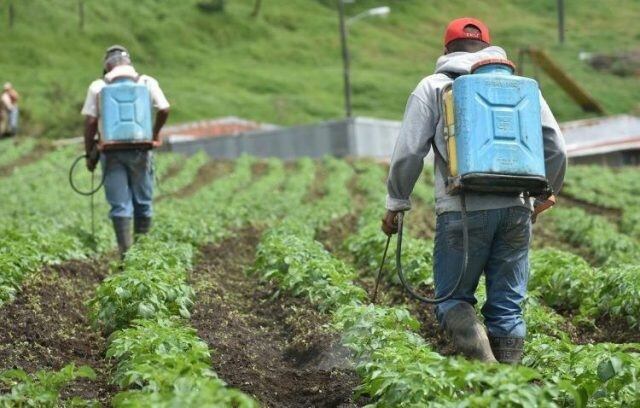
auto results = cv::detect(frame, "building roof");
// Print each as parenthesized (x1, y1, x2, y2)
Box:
(161, 116, 278, 143)
(561, 115, 640, 157)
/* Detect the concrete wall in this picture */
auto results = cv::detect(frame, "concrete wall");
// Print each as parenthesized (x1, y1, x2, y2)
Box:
(570, 150, 640, 167)
(164, 119, 352, 159)
(349, 117, 400, 158)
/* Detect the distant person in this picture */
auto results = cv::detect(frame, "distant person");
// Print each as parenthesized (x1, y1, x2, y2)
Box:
(381, 18, 566, 364)
(81, 45, 170, 258)
(1, 82, 20, 137)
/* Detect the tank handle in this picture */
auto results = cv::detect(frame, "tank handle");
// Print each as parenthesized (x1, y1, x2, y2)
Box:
(471, 58, 516, 74)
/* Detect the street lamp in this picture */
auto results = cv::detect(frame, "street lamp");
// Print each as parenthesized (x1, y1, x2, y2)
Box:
(338, 1, 390, 118)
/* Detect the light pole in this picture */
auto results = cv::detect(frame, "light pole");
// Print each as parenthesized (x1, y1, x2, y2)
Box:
(337, 2, 390, 118)
(557, 0, 565, 44)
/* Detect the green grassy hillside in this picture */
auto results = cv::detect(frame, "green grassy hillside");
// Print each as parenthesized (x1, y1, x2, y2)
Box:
(1, 0, 639, 138)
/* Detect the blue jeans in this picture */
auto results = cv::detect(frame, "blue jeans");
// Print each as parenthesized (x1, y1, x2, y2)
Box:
(8, 107, 18, 133)
(101, 150, 154, 219)
(434, 206, 532, 338)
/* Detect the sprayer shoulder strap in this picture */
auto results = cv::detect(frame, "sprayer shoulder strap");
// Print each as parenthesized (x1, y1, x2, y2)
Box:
(104, 74, 142, 85)
(432, 71, 466, 164)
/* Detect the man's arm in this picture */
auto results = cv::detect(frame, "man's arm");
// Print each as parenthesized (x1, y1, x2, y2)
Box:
(532, 94, 567, 220)
(145, 77, 170, 146)
(84, 115, 99, 171)
(152, 108, 170, 145)
(387, 93, 436, 211)
(1, 93, 14, 110)
(382, 93, 436, 235)
(540, 94, 567, 195)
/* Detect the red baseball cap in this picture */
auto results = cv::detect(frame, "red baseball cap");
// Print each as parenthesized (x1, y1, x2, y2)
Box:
(444, 17, 491, 47)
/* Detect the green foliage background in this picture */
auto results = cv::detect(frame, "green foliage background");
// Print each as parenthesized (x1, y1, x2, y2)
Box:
(1, 0, 638, 138)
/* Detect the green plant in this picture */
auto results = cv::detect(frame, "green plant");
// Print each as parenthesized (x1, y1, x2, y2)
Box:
(0, 364, 96, 407)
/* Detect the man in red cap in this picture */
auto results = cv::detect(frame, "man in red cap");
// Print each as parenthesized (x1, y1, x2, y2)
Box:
(381, 18, 567, 364)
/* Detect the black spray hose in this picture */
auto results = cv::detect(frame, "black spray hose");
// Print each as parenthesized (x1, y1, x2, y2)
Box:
(69, 154, 106, 240)
(68, 154, 105, 196)
(396, 193, 469, 304)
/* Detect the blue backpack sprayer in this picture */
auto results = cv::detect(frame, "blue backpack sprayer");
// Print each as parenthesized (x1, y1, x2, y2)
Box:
(68, 75, 153, 238)
(375, 58, 551, 304)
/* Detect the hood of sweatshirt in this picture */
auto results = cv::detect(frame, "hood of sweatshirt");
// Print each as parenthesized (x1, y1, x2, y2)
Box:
(434, 46, 508, 75)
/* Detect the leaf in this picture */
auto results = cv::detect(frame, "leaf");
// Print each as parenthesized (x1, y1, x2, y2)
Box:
(597, 357, 621, 382)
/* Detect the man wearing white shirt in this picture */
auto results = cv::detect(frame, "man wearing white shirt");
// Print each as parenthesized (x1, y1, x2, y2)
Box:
(81, 45, 170, 257)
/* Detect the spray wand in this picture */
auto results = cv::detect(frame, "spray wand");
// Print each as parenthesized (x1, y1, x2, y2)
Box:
(372, 193, 469, 305)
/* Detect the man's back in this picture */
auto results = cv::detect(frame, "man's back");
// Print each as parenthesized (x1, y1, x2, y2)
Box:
(386, 46, 566, 215)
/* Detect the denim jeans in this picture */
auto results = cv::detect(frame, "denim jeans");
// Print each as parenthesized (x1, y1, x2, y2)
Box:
(101, 150, 154, 219)
(434, 206, 532, 338)
(8, 107, 18, 133)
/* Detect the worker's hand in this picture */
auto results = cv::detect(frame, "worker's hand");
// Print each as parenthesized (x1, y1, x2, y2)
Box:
(532, 195, 556, 224)
(86, 147, 99, 172)
(86, 155, 98, 172)
(152, 139, 162, 148)
(381, 210, 402, 236)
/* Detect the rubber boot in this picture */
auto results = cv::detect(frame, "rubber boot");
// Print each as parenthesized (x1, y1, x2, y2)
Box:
(443, 303, 497, 363)
(134, 217, 152, 238)
(112, 217, 133, 259)
(489, 336, 524, 364)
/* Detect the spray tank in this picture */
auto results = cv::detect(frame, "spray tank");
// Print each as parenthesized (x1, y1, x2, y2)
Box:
(99, 76, 153, 151)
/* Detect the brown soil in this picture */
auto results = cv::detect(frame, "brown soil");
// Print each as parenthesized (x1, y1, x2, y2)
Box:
(559, 193, 622, 224)
(0, 259, 117, 405)
(157, 160, 232, 201)
(316, 213, 357, 255)
(158, 159, 185, 182)
(304, 161, 327, 203)
(0, 142, 51, 177)
(406, 203, 436, 240)
(251, 161, 270, 176)
(550, 309, 640, 345)
(589, 316, 640, 344)
(190, 228, 364, 408)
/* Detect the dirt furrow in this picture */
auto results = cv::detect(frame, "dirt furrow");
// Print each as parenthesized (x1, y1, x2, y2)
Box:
(157, 160, 233, 201)
(190, 228, 363, 408)
(0, 143, 51, 177)
(0, 258, 117, 405)
(158, 158, 185, 182)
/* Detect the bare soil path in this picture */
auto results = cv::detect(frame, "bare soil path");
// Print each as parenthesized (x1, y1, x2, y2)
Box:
(190, 228, 364, 408)
(0, 143, 51, 177)
(0, 258, 117, 405)
(157, 160, 233, 201)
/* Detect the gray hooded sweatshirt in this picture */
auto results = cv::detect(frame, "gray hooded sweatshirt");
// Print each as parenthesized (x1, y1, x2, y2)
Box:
(386, 46, 567, 214)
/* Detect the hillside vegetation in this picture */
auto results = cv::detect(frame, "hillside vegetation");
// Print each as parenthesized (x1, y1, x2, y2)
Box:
(1, 0, 639, 138)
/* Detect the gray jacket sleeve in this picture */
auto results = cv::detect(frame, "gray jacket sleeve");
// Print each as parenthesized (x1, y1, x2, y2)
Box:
(539, 94, 567, 195)
(386, 93, 436, 211)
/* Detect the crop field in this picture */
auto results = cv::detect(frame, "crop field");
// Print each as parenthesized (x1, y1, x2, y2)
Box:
(0, 137, 639, 407)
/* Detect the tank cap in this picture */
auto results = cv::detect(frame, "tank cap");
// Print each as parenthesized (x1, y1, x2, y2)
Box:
(471, 58, 516, 73)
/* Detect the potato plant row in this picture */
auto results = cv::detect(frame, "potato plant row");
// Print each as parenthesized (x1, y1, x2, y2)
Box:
(559, 165, 640, 243)
(0, 137, 37, 168)
(0, 147, 114, 306)
(347, 161, 640, 406)
(88, 155, 321, 406)
(0, 147, 216, 309)
(155, 150, 209, 197)
(251, 160, 569, 407)
(547, 206, 639, 265)
(563, 165, 640, 211)
(531, 249, 640, 328)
